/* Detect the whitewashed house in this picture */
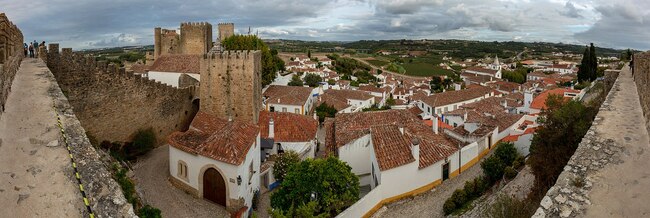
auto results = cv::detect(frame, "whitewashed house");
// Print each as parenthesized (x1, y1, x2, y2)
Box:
(318, 89, 375, 113)
(144, 54, 201, 87)
(168, 112, 260, 217)
(263, 85, 316, 115)
(413, 85, 496, 118)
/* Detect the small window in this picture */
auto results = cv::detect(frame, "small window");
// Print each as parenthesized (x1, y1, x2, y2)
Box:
(295, 108, 300, 114)
(282, 107, 287, 112)
(177, 161, 188, 180)
(270, 106, 275, 112)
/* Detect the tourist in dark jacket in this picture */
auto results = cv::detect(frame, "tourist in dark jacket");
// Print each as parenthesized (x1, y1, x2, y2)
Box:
(24, 43, 28, 57)
(28, 42, 34, 58)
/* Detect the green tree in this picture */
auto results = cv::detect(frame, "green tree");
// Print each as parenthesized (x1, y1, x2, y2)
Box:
(307, 50, 312, 58)
(577, 46, 590, 82)
(126, 128, 156, 158)
(528, 94, 596, 191)
(138, 205, 162, 218)
(270, 201, 328, 218)
(273, 151, 301, 181)
(589, 43, 598, 81)
(304, 74, 323, 87)
(315, 103, 338, 123)
(327, 79, 335, 85)
(222, 35, 284, 87)
(271, 157, 360, 216)
(494, 142, 519, 167)
(288, 74, 304, 86)
(481, 155, 505, 183)
(430, 77, 443, 93)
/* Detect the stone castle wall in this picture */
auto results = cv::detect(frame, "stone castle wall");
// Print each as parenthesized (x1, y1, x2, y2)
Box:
(154, 28, 180, 60)
(633, 51, 650, 133)
(200, 50, 261, 123)
(218, 23, 235, 41)
(180, 22, 212, 55)
(45, 45, 199, 144)
(0, 13, 24, 115)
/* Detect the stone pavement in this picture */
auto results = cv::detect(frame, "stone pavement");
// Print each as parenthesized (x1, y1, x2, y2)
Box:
(373, 150, 495, 218)
(133, 144, 230, 218)
(534, 65, 650, 217)
(0, 58, 85, 217)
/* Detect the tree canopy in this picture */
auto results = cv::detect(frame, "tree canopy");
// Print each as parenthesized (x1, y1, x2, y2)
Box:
(304, 74, 323, 87)
(577, 43, 599, 82)
(288, 74, 304, 86)
(222, 35, 285, 87)
(271, 157, 360, 216)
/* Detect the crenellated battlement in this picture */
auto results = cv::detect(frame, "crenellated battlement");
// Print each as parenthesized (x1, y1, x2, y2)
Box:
(181, 22, 212, 27)
(203, 50, 261, 59)
(42, 46, 199, 144)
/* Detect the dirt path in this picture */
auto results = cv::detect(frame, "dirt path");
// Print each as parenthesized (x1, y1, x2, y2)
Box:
(373, 150, 495, 218)
(133, 144, 230, 218)
(0, 58, 85, 217)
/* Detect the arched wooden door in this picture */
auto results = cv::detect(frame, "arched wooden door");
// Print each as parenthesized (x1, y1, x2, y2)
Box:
(203, 168, 227, 207)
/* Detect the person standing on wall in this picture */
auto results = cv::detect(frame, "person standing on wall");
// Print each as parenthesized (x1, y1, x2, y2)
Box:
(28, 42, 34, 58)
(33, 40, 39, 57)
(23, 43, 28, 57)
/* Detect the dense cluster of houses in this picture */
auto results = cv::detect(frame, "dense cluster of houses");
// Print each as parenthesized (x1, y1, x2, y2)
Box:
(132, 49, 590, 217)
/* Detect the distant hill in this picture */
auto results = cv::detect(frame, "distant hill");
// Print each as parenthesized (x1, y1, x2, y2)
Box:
(266, 39, 626, 60)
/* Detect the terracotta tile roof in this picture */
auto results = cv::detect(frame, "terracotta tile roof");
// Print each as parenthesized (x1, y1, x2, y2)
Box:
(327, 110, 458, 169)
(263, 85, 314, 106)
(408, 106, 423, 116)
(129, 64, 149, 74)
(501, 135, 519, 142)
(414, 85, 493, 108)
(530, 88, 580, 110)
(490, 81, 521, 93)
(423, 119, 454, 130)
(370, 125, 415, 170)
(464, 67, 499, 76)
(322, 89, 374, 101)
(462, 73, 495, 84)
(259, 111, 318, 142)
(149, 54, 201, 74)
(358, 85, 385, 93)
(168, 111, 259, 165)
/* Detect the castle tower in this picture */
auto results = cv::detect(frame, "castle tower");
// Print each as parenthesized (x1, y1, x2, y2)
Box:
(153, 27, 180, 60)
(180, 22, 213, 55)
(200, 50, 262, 123)
(218, 23, 235, 42)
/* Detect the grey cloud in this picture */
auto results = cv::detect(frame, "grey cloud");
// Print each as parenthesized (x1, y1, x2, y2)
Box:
(575, 0, 650, 49)
(559, 2, 583, 18)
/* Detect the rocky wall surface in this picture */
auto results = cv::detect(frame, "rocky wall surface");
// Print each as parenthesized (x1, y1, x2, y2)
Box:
(0, 13, 24, 115)
(531, 66, 650, 217)
(45, 45, 199, 144)
(633, 51, 650, 133)
(46, 61, 137, 217)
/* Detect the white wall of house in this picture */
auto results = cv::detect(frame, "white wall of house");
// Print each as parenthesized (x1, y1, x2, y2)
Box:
(267, 103, 303, 114)
(417, 94, 492, 117)
(338, 134, 373, 186)
(169, 135, 260, 217)
(277, 141, 317, 159)
(444, 115, 465, 128)
(146, 71, 200, 88)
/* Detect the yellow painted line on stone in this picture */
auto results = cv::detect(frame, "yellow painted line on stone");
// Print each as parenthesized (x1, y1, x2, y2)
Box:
(83, 197, 89, 206)
(79, 184, 84, 192)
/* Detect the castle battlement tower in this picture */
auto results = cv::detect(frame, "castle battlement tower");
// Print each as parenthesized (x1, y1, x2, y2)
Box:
(180, 22, 213, 55)
(218, 23, 235, 42)
(200, 50, 261, 123)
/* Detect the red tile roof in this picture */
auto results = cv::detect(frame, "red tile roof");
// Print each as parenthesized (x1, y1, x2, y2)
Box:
(423, 119, 454, 130)
(464, 67, 499, 76)
(371, 125, 416, 170)
(168, 112, 259, 165)
(414, 85, 493, 108)
(149, 54, 201, 74)
(259, 111, 318, 142)
(327, 110, 458, 169)
(501, 135, 519, 142)
(530, 88, 581, 110)
(263, 85, 314, 106)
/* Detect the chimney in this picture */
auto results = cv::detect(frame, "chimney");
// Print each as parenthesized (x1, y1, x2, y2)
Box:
(269, 118, 275, 139)
(411, 137, 420, 163)
(463, 111, 468, 122)
(432, 116, 439, 134)
(313, 112, 318, 121)
(502, 100, 508, 108)
(399, 126, 404, 134)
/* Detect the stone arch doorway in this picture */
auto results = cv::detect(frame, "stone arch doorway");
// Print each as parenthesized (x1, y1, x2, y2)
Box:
(203, 167, 227, 207)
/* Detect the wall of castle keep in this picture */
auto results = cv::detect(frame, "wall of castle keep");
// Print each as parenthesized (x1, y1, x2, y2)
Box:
(200, 50, 261, 123)
(218, 23, 235, 41)
(180, 22, 212, 55)
(45, 45, 199, 144)
(0, 13, 24, 115)
(154, 28, 180, 60)
(633, 51, 650, 133)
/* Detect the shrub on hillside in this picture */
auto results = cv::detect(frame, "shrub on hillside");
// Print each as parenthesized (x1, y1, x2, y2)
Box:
(481, 155, 505, 183)
(504, 166, 518, 180)
(125, 128, 156, 158)
(443, 199, 457, 215)
(451, 189, 467, 207)
(138, 205, 162, 218)
(494, 142, 519, 166)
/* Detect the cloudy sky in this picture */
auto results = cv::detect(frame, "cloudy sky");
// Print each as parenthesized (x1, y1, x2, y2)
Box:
(3, 0, 649, 50)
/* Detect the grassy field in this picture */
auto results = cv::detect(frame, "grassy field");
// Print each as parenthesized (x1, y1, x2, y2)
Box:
(366, 59, 389, 67)
(402, 62, 455, 77)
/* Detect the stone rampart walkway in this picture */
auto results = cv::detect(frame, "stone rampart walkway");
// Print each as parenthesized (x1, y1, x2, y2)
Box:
(0, 58, 85, 217)
(534, 65, 650, 217)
